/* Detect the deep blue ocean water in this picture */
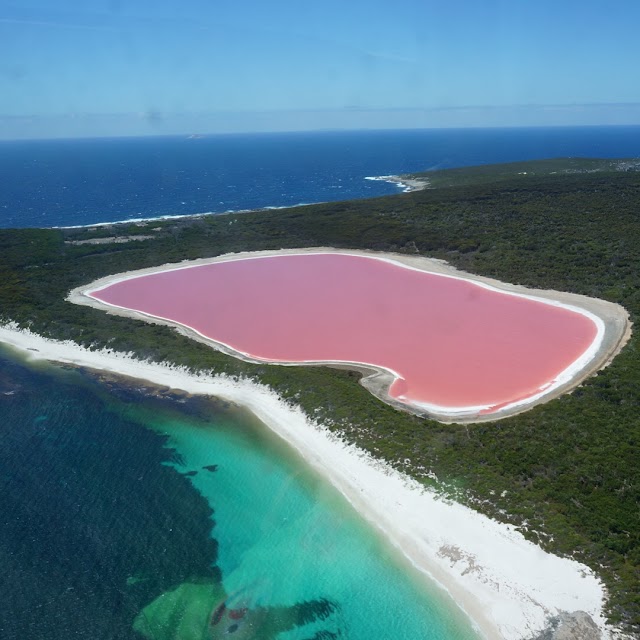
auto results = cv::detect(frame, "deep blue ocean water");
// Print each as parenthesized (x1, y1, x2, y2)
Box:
(1, 126, 640, 228)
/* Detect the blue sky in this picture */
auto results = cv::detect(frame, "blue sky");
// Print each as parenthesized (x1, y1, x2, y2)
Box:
(2, 0, 640, 138)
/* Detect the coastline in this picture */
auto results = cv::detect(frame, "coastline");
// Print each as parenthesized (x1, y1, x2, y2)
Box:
(52, 203, 320, 230)
(364, 174, 431, 192)
(54, 174, 425, 231)
(69, 248, 632, 423)
(0, 323, 615, 640)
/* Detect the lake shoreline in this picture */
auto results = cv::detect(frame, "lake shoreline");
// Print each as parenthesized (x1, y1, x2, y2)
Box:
(69, 248, 631, 423)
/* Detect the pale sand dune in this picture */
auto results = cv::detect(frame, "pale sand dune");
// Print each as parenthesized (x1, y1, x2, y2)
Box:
(0, 323, 622, 640)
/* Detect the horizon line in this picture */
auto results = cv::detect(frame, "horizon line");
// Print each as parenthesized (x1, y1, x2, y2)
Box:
(3, 122, 640, 144)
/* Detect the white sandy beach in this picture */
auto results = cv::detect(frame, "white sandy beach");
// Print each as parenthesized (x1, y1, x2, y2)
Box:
(0, 323, 620, 640)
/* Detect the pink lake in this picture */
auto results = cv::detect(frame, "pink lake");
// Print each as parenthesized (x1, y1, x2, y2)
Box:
(90, 254, 599, 414)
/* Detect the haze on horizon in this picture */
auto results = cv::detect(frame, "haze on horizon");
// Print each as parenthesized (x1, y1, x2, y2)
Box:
(2, 0, 640, 140)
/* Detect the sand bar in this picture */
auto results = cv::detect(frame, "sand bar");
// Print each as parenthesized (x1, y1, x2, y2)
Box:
(69, 248, 631, 423)
(0, 323, 619, 639)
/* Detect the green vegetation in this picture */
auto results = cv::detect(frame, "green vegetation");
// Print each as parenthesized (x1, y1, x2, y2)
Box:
(410, 156, 640, 189)
(1, 159, 639, 633)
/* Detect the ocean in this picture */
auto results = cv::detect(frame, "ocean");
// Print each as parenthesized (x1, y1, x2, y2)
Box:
(1, 126, 640, 228)
(0, 347, 479, 639)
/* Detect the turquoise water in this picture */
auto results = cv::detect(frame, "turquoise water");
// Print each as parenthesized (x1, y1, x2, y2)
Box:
(0, 347, 480, 639)
(139, 408, 480, 639)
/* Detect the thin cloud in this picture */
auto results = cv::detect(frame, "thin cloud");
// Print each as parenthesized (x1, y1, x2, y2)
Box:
(0, 17, 121, 32)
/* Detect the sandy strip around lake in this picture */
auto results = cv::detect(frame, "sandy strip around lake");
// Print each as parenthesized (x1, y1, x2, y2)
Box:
(68, 248, 631, 423)
(0, 323, 621, 640)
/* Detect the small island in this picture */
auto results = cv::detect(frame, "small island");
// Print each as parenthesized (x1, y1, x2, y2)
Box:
(1, 158, 639, 639)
